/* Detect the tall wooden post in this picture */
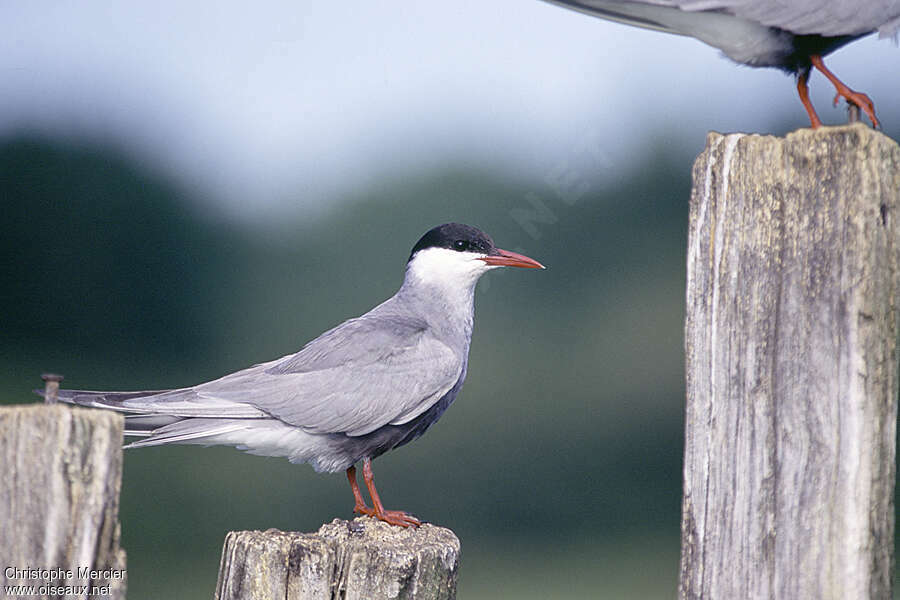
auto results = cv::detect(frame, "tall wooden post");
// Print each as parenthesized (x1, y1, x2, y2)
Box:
(679, 125, 900, 599)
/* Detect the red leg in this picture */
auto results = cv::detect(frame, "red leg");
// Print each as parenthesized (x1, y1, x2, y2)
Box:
(809, 54, 879, 128)
(358, 458, 421, 528)
(796, 69, 823, 129)
(346, 466, 370, 515)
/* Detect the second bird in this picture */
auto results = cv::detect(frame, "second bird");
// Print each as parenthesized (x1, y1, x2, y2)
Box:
(48, 223, 545, 527)
(544, 0, 900, 128)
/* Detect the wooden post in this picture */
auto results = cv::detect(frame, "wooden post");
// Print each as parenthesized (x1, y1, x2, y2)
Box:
(215, 517, 460, 600)
(680, 125, 900, 599)
(0, 404, 127, 598)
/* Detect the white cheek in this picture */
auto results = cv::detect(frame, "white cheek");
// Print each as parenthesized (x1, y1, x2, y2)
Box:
(406, 247, 490, 287)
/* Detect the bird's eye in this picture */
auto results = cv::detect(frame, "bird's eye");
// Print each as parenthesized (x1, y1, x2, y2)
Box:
(453, 240, 470, 251)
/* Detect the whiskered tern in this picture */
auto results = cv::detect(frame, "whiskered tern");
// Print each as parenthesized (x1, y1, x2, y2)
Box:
(44, 223, 544, 527)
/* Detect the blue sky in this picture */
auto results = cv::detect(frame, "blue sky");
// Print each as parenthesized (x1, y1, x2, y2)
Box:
(2, 0, 897, 220)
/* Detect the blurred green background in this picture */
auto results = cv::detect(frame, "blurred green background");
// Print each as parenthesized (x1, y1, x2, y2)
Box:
(4, 122, 899, 599)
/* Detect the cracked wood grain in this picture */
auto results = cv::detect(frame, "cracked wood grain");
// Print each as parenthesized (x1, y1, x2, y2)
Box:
(679, 125, 900, 600)
(0, 404, 127, 599)
(215, 518, 459, 600)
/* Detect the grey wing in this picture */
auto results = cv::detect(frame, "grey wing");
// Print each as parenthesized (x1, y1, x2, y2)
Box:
(541, 0, 798, 46)
(548, 0, 900, 38)
(193, 314, 463, 436)
(673, 0, 900, 36)
(551, 0, 900, 36)
(542, 0, 691, 35)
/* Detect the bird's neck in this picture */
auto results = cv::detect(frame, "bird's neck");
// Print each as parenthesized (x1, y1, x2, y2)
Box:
(396, 276, 477, 341)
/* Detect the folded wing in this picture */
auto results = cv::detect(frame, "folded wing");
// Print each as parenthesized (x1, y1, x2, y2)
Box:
(194, 312, 463, 436)
(546, 0, 900, 37)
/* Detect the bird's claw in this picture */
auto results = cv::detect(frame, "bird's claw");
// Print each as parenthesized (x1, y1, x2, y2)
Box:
(379, 509, 422, 528)
(353, 504, 422, 528)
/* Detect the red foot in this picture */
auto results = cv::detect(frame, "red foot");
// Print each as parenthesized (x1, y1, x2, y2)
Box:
(831, 89, 876, 123)
(352, 503, 422, 528)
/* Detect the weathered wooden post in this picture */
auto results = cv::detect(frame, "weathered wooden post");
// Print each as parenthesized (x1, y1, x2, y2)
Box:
(680, 124, 900, 599)
(215, 517, 460, 600)
(0, 404, 127, 598)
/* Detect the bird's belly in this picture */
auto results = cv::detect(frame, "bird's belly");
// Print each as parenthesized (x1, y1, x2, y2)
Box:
(337, 366, 468, 464)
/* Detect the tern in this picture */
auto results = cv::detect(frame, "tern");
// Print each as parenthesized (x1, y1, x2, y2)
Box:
(543, 0, 900, 127)
(44, 223, 544, 527)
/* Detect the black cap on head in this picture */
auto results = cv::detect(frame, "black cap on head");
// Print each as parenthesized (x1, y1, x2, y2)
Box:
(408, 223, 497, 263)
